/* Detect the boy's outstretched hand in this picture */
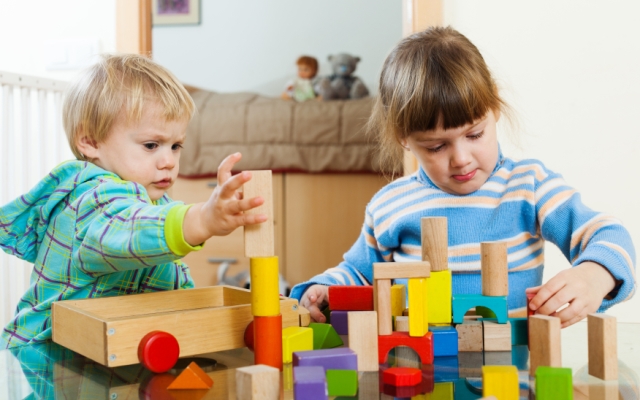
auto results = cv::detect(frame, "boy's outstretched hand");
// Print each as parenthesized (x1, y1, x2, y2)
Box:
(526, 261, 616, 328)
(183, 153, 267, 246)
(300, 284, 329, 323)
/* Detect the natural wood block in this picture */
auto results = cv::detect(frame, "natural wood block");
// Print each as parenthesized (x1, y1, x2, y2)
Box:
(456, 320, 483, 352)
(483, 320, 512, 351)
(236, 364, 280, 400)
(408, 278, 429, 337)
(421, 217, 448, 272)
(243, 170, 275, 258)
(588, 313, 618, 380)
(589, 381, 619, 400)
(395, 316, 409, 332)
(249, 256, 280, 316)
(390, 284, 406, 317)
(347, 311, 379, 371)
(298, 306, 311, 327)
(375, 279, 393, 335)
(427, 270, 451, 324)
(373, 262, 431, 280)
(458, 351, 483, 378)
(529, 315, 562, 375)
(481, 241, 508, 297)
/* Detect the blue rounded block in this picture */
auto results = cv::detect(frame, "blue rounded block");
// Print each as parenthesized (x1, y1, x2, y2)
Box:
(452, 294, 508, 324)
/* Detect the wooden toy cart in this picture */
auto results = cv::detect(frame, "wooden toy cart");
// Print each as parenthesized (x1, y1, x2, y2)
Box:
(52, 285, 299, 369)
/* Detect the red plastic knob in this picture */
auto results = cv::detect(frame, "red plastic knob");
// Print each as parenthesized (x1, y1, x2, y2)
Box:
(138, 331, 180, 373)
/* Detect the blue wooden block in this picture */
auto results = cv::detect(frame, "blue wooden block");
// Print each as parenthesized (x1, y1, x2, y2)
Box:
(434, 356, 459, 383)
(509, 317, 528, 345)
(294, 366, 328, 400)
(452, 294, 507, 324)
(429, 325, 458, 357)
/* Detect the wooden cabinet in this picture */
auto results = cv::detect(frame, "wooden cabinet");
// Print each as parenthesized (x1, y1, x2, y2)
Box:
(170, 173, 386, 289)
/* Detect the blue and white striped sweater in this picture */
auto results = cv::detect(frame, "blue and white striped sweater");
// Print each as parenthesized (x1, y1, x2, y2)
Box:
(290, 155, 636, 314)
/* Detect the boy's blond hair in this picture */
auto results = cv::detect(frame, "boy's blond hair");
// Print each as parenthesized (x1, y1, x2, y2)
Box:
(63, 54, 195, 160)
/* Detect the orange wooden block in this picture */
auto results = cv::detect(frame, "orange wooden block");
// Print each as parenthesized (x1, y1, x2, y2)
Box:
(254, 314, 284, 370)
(167, 362, 213, 390)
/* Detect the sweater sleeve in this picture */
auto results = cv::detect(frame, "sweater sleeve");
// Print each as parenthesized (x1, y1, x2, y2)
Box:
(534, 164, 636, 310)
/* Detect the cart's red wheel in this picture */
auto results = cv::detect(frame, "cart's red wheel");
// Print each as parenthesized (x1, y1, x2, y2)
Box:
(244, 320, 255, 352)
(138, 331, 180, 373)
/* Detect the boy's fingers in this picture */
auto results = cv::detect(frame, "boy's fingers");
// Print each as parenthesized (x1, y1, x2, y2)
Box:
(530, 278, 566, 310)
(536, 288, 573, 316)
(556, 301, 585, 328)
(308, 304, 326, 323)
(217, 153, 242, 185)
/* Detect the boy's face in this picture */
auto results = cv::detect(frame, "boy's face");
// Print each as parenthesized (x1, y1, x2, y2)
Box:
(403, 110, 500, 195)
(82, 101, 188, 201)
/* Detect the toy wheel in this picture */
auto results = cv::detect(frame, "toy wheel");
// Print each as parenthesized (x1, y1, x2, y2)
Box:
(244, 320, 255, 352)
(138, 331, 180, 373)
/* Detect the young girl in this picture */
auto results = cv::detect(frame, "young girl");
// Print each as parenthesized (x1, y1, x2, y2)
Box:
(290, 26, 636, 328)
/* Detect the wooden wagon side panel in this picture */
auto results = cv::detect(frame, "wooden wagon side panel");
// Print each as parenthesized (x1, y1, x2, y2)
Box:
(52, 303, 107, 365)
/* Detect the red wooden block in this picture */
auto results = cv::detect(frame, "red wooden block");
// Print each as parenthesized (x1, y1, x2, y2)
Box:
(383, 367, 422, 386)
(167, 361, 213, 390)
(328, 286, 374, 311)
(382, 383, 423, 397)
(244, 320, 255, 352)
(254, 314, 283, 370)
(378, 331, 434, 365)
(420, 363, 435, 394)
(138, 331, 180, 373)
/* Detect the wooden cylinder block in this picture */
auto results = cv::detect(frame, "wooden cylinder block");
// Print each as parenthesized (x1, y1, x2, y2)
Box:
(250, 256, 280, 316)
(254, 314, 283, 370)
(421, 217, 448, 272)
(481, 242, 508, 297)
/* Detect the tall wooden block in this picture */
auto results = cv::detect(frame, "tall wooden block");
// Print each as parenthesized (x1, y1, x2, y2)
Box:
(236, 364, 280, 400)
(249, 256, 280, 316)
(390, 284, 406, 317)
(408, 278, 429, 337)
(456, 320, 483, 352)
(421, 217, 448, 272)
(535, 366, 573, 400)
(529, 315, 561, 375)
(481, 242, 508, 297)
(243, 170, 274, 257)
(347, 311, 379, 371)
(328, 285, 374, 311)
(373, 262, 431, 280)
(427, 270, 451, 324)
(588, 313, 618, 380)
(282, 326, 313, 364)
(375, 279, 393, 335)
(482, 365, 518, 400)
(254, 314, 283, 370)
(483, 320, 512, 351)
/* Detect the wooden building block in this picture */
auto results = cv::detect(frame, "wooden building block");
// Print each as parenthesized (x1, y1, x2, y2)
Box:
(254, 314, 283, 370)
(390, 284, 406, 317)
(383, 367, 422, 386)
(236, 364, 280, 400)
(298, 306, 311, 327)
(167, 361, 213, 390)
(484, 351, 512, 366)
(408, 278, 429, 337)
(588, 313, 618, 380)
(375, 279, 393, 335)
(308, 323, 343, 349)
(431, 382, 454, 400)
(458, 351, 483, 378)
(589, 381, 619, 400)
(373, 262, 431, 280)
(483, 320, 512, 351)
(293, 348, 357, 371)
(509, 317, 528, 345)
(283, 363, 293, 390)
(329, 311, 348, 335)
(529, 315, 561, 375)
(249, 256, 280, 316)
(293, 366, 328, 400)
(395, 316, 409, 332)
(535, 366, 573, 400)
(328, 285, 374, 311)
(427, 270, 452, 324)
(347, 311, 379, 371)
(452, 294, 507, 324)
(326, 369, 358, 397)
(481, 241, 508, 296)
(378, 331, 434, 365)
(358, 371, 380, 400)
(482, 365, 518, 400)
(456, 320, 483, 352)
(421, 217, 448, 272)
(429, 325, 458, 357)
(282, 326, 313, 364)
(243, 170, 274, 258)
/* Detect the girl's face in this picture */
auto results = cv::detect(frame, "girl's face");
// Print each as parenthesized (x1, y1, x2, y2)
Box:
(403, 110, 500, 195)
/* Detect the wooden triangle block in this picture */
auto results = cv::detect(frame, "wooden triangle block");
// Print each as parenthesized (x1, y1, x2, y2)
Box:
(167, 362, 213, 390)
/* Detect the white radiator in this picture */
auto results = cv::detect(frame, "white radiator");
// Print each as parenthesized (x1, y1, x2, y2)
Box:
(0, 71, 70, 331)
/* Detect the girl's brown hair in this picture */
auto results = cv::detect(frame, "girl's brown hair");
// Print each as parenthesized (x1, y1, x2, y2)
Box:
(368, 26, 507, 177)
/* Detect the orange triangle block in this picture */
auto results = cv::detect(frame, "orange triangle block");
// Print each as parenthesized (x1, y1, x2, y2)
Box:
(167, 362, 214, 390)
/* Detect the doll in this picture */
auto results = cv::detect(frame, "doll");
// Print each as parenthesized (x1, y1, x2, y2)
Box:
(282, 55, 318, 102)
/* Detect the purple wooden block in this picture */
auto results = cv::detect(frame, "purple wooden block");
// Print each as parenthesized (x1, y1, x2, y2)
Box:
(293, 348, 358, 371)
(294, 366, 328, 400)
(330, 311, 349, 335)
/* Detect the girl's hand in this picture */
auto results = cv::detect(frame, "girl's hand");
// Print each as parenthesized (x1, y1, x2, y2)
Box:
(526, 262, 616, 328)
(300, 285, 329, 323)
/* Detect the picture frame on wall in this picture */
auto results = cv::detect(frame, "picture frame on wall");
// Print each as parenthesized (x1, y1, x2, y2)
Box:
(152, 0, 201, 26)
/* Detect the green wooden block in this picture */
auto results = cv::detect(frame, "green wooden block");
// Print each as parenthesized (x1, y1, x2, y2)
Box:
(509, 317, 528, 345)
(309, 322, 343, 349)
(326, 369, 358, 397)
(536, 366, 573, 400)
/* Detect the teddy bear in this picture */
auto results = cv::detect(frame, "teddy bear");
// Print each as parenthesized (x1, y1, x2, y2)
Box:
(314, 53, 369, 100)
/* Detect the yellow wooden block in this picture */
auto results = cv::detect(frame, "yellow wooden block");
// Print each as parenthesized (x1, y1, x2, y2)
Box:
(391, 284, 406, 317)
(427, 270, 451, 324)
(408, 278, 429, 337)
(482, 365, 519, 400)
(282, 326, 313, 363)
(283, 361, 293, 389)
(425, 382, 454, 400)
(250, 256, 280, 316)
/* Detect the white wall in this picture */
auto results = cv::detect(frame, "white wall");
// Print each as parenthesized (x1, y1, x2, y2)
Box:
(152, 0, 403, 96)
(0, 0, 116, 81)
(444, 1, 640, 322)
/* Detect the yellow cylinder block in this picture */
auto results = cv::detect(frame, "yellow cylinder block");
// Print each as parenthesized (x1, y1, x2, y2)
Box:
(250, 256, 280, 316)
